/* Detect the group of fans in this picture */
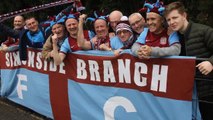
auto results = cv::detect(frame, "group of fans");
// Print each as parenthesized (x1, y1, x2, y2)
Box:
(0, 0, 213, 119)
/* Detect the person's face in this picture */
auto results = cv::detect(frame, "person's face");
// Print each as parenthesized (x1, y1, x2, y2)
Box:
(146, 12, 164, 34)
(109, 15, 121, 31)
(25, 18, 39, 32)
(94, 19, 109, 38)
(129, 15, 145, 34)
(117, 29, 132, 42)
(165, 10, 187, 32)
(52, 24, 65, 39)
(13, 16, 25, 30)
(65, 18, 78, 37)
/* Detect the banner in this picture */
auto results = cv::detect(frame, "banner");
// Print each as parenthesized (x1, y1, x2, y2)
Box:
(0, 0, 75, 22)
(0, 49, 196, 120)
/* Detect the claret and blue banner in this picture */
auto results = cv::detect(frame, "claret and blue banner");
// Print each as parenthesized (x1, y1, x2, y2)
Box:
(0, 49, 196, 120)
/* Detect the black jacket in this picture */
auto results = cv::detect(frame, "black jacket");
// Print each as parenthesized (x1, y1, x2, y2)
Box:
(181, 21, 213, 100)
(180, 21, 213, 64)
(0, 23, 21, 39)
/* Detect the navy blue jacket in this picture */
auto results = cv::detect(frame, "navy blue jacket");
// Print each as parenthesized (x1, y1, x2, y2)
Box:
(19, 26, 48, 60)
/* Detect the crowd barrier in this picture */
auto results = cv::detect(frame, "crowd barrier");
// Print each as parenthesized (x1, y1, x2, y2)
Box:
(0, 48, 211, 120)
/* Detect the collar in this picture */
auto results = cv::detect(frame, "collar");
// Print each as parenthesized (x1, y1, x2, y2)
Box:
(29, 29, 40, 35)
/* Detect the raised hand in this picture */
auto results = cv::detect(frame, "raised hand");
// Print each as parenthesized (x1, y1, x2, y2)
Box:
(51, 34, 58, 44)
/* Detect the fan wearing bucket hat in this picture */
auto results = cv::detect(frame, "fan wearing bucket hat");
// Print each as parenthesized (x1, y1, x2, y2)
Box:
(41, 16, 67, 61)
(131, 0, 181, 59)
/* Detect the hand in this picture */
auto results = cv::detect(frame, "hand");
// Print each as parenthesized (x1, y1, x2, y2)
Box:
(50, 50, 55, 58)
(141, 45, 151, 56)
(99, 43, 111, 51)
(1, 44, 8, 51)
(79, 14, 87, 22)
(109, 32, 115, 38)
(113, 49, 123, 56)
(44, 52, 52, 60)
(137, 45, 151, 59)
(52, 34, 58, 44)
(91, 36, 98, 45)
(196, 61, 213, 75)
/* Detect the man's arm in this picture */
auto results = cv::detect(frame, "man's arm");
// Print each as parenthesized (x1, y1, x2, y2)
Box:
(197, 25, 213, 75)
(77, 14, 92, 50)
(51, 34, 66, 65)
(41, 35, 53, 60)
(204, 26, 213, 65)
(0, 23, 19, 38)
(151, 43, 181, 57)
(131, 42, 141, 56)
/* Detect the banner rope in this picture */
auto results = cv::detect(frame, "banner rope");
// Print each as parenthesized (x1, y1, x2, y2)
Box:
(0, 0, 75, 22)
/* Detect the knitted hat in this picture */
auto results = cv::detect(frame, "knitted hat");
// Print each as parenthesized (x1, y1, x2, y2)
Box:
(116, 16, 132, 34)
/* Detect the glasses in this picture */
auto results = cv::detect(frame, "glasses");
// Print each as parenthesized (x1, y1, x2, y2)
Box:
(117, 30, 129, 35)
(130, 18, 142, 27)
